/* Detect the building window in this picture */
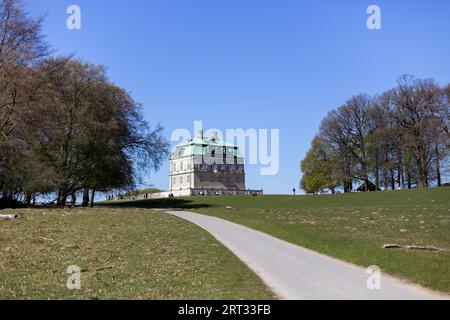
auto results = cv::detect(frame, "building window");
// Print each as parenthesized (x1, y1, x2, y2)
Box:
(211, 149, 216, 157)
(180, 162, 184, 171)
(236, 177, 240, 183)
(172, 177, 176, 185)
(180, 176, 183, 184)
(187, 175, 191, 184)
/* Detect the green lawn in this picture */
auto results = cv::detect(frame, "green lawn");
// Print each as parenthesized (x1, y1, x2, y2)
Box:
(105, 188, 450, 293)
(0, 208, 275, 300)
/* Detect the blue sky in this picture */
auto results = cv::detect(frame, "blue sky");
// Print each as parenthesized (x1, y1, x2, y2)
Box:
(26, 0, 450, 194)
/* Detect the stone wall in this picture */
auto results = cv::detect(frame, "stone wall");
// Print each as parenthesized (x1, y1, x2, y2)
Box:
(111, 188, 263, 201)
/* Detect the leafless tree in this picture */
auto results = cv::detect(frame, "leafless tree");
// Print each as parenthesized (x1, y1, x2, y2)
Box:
(392, 75, 443, 188)
(308, 77, 449, 194)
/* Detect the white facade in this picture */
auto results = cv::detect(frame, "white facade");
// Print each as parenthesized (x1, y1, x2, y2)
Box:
(169, 130, 246, 192)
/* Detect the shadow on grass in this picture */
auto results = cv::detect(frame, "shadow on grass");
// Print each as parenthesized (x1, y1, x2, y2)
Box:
(97, 198, 213, 210)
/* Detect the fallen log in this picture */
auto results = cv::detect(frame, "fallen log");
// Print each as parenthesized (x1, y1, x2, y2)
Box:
(81, 266, 114, 273)
(38, 236, 55, 242)
(383, 244, 449, 252)
(0, 214, 18, 220)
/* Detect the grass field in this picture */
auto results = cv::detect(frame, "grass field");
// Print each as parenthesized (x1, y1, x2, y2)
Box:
(105, 188, 450, 293)
(0, 208, 274, 300)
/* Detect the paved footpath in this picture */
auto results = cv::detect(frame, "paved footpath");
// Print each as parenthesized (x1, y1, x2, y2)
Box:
(165, 210, 448, 300)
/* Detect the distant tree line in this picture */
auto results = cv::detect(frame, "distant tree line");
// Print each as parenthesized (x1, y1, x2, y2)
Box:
(301, 75, 450, 194)
(0, 0, 168, 208)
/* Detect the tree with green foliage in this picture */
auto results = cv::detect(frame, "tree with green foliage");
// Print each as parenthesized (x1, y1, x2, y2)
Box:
(302, 75, 449, 194)
(300, 136, 338, 194)
(0, 1, 169, 208)
(33, 58, 168, 207)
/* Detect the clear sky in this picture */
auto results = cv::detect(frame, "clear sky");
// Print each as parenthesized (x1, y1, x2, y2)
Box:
(25, 0, 450, 194)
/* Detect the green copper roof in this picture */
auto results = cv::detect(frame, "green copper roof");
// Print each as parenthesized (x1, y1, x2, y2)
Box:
(171, 138, 242, 158)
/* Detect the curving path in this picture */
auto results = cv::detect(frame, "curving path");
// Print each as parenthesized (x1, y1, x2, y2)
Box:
(165, 210, 447, 300)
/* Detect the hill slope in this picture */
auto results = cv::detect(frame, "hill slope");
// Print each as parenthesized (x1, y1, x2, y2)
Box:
(106, 188, 450, 293)
(0, 208, 274, 299)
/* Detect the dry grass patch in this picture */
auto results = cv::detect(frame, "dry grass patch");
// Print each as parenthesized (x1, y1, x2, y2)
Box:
(0, 208, 275, 300)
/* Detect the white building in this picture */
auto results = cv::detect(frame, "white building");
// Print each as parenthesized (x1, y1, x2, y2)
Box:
(169, 130, 262, 196)
(113, 130, 263, 200)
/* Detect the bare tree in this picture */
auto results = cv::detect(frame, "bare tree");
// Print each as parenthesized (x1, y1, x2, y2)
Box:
(367, 91, 396, 190)
(320, 109, 354, 192)
(0, 0, 47, 141)
(0, 0, 49, 205)
(304, 76, 449, 194)
(392, 75, 442, 188)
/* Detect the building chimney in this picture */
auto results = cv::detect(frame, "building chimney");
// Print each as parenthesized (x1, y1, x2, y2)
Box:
(211, 131, 218, 141)
(196, 130, 204, 140)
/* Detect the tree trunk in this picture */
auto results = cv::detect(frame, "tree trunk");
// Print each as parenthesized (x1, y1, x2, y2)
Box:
(400, 164, 405, 189)
(89, 189, 95, 208)
(57, 188, 67, 206)
(344, 178, 352, 193)
(435, 145, 442, 187)
(375, 152, 380, 191)
(82, 188, 90, 207)
(383, 167, 388, 191)
(390, 168, 395, 190)
(384, 151, 389, 191)
(60, 194, 67, 206)
(406, 156, 412, 189)
(344, 157, 352, 193)
(56, 190, 61, 206)
(3, 192, 14, 208)
(25, 193, 32, 207)
(415, 150, 428, 188)
(71, 193, 77, 206)
(397, 150, 403, 189)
